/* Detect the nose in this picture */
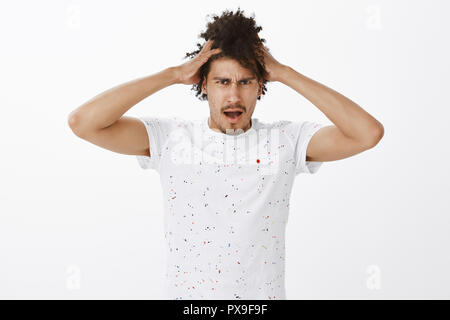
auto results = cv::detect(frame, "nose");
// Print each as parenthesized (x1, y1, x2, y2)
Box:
(226, 82, 242, 103)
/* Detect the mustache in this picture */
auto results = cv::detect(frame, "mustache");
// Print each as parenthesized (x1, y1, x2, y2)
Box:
(222, 105, 246, 112)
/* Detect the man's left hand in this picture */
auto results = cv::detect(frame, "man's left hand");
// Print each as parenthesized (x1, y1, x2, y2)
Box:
(257, 43, 286, 82)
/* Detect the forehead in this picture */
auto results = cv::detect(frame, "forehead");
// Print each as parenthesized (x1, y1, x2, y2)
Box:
(208, 57, 255, 78)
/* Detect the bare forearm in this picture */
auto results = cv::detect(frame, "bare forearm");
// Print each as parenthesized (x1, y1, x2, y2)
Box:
(278, 65, 384, 144)
(68, 67, 178, 133)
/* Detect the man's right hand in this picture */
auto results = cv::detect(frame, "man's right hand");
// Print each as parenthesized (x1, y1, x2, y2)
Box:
(174, 40, 222, 85)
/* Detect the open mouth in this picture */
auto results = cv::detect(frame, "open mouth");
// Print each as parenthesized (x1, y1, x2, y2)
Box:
(223, 110, 244, 124)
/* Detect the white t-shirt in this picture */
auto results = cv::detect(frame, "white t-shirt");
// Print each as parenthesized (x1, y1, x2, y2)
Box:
(136, 116, 325, 300)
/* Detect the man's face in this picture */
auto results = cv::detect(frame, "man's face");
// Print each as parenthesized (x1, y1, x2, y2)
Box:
(202, 57, 262, 134)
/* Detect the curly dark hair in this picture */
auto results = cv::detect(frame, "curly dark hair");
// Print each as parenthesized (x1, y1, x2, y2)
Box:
(183, 7, 270, 101)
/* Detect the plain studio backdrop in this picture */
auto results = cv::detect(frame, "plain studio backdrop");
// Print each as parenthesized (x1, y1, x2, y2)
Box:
(0, 0, 449, 299)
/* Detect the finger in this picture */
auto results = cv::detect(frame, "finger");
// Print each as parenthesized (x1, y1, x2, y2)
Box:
(199, 49, 221, 64)
(209, 48, 222, 55)
(205, 39, 219, 53)
(200, 39, 213, 53)
(200, 45, 221, 59)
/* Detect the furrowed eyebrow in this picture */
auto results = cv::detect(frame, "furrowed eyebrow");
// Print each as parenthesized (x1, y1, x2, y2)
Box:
(212, 77, 256, 81)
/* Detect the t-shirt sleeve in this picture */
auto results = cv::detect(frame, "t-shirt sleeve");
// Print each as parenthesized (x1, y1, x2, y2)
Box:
(289, 120, 327, 175)
(136, 116, 177, 171)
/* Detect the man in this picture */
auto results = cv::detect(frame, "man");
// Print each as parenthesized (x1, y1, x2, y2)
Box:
(68, 11, 383, 300)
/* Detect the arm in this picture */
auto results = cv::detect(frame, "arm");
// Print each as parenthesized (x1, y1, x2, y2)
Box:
(278, 66, 384, 161)
(67, 40, 221, 158)
(258, 45, 384, 162)
(67, 67, 178, 157)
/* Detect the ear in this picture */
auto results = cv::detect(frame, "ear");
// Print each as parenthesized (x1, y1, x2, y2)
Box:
(201, 76, 207, 95)
(257, 80, 263, 97)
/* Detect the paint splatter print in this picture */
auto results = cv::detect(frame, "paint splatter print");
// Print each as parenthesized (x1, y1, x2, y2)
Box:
(136, 116, 325, 299)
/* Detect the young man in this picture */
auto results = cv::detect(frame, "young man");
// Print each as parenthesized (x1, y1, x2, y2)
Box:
(68, 18, 383, 301)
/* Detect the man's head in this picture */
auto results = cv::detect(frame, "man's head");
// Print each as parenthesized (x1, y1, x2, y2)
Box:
(201, 57, 262, 134)
(183, 7, 269, 134)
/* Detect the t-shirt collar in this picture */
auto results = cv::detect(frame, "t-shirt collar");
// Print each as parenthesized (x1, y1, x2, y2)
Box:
(203, 116, 257, 138)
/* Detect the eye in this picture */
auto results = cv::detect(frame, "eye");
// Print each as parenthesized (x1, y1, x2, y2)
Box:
(216, 79, 251, 85)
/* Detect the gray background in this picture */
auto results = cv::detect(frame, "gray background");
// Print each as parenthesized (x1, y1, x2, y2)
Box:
(0, 0, 448, 299)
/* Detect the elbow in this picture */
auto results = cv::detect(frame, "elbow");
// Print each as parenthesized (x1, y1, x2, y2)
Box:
(67, 111, 85, 137)
(366, 123, 384, 148)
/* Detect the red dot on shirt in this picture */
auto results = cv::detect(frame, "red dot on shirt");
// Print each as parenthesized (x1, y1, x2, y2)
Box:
(256, 159, 260, 163)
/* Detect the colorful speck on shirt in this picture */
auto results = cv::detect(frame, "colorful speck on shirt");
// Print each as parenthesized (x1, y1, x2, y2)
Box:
(136, 116, 326, 299)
